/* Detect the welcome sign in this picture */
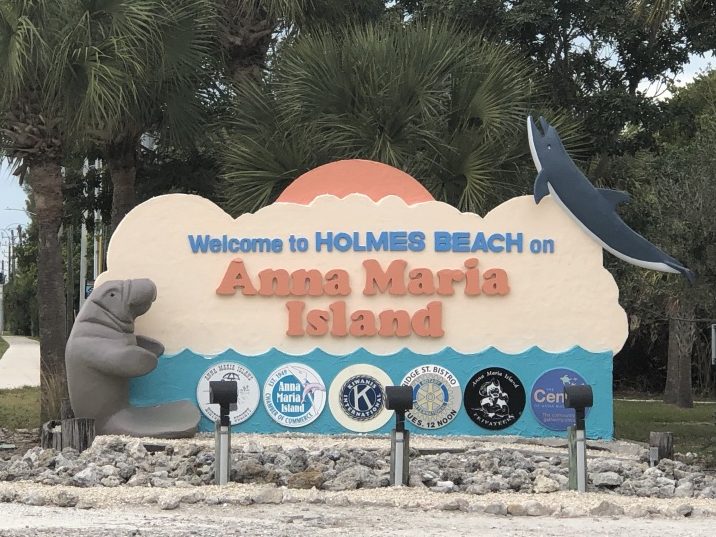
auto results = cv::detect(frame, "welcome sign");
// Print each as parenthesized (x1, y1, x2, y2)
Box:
(96, 159, 628, 438)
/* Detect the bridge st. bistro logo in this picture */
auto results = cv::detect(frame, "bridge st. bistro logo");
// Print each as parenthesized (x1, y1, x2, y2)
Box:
(263, 363, 326, 427)
(464, 367, 525, 430)
(401, 364, 461, 429)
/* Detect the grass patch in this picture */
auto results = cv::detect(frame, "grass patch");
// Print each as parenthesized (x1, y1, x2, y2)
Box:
(0, 337, 8, 361)
(0, 386, 41, 429)
(615, 399, 716, 466)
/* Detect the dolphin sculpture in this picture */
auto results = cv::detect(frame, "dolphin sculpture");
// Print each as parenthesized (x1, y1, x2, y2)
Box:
(527, 116, 695, 283)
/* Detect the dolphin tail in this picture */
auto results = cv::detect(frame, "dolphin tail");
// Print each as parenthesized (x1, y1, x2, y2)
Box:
(664, 261, 696, 284)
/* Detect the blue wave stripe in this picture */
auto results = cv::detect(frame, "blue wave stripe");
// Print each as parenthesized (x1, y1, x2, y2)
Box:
(129, 347, 613, 438)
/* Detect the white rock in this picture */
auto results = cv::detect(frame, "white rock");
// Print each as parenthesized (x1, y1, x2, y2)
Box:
(591, 471, 624, 487)
(159, 496, 180, 510)
(533, 475, 560, 493)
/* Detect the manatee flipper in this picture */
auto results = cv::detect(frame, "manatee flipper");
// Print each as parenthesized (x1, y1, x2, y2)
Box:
(102, 401, 200, 438)
(597, 188, 631, 208)
(135, 335, 164, 356)
(534, 171, 550, 204)
(90, 345, 158, 378)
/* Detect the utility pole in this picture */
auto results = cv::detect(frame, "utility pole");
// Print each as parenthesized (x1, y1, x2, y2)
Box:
(79, 216, 88, 309)
(66, 224, 74, 338)
(7, 232, 12, 280)
(0, 259, 4, 335)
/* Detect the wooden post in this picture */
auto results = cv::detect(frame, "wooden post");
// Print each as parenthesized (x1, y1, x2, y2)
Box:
(649, 431, 674, 462)
(40, 420, 62, 450)
(61, 418, 95, 453)
(60, 399, 75, 420)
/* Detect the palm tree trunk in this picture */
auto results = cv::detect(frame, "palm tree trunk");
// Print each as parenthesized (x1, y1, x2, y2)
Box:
(107, 147, 137, 233)
(26, 160, 68, 422)
(663, 297, 695, 408)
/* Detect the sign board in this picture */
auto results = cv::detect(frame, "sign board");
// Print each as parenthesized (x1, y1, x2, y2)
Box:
(85, 280, 94, 299)
(98, 159, 627, 438)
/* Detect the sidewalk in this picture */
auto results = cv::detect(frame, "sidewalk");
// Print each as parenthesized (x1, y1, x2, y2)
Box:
(0, 336, 40, 389)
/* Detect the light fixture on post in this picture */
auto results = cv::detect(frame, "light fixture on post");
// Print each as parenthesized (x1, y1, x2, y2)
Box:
(564, 384, 593, 493)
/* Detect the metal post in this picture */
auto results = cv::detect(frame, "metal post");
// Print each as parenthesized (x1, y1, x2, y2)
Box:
(711, 324, 716, 367)
(390, 428, 410, 486)
(65, 224, 74, 337)
(79, 217, 88, 309)
(0, 283, 4, 335)
(575, 426, 587, 492)
(214, 422, 231, 486)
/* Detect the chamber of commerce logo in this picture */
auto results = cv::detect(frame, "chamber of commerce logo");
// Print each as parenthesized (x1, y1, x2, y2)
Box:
(196, 362, 260, 425)
(531, 368, 589, 431)
(263, 363, 326, 427)
(464, 367, 525, 430)
(328, 364, 394, 432)
(401, 364, 461, 429)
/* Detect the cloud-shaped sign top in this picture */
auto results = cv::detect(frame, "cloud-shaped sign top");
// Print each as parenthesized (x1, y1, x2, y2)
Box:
(97, 160, 627, 356)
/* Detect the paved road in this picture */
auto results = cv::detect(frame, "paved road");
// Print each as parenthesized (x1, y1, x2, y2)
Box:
(0, 336, 40, 389)
(0, 502, 714, 537)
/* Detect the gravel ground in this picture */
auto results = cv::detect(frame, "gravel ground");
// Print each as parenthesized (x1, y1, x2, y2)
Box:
(1, 499, 715, 537)
(131, 431, 646, 460)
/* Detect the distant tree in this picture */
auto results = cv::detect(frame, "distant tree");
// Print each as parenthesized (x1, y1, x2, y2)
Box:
(397, 0, 715, 161)
(614, 112, 716, 407)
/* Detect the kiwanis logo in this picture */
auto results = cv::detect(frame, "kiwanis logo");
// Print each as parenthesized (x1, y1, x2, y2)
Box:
(329, 364, 394, 432)
(339, 375, 384, 421)
(263, 363, 326, 428)
(401, 365, 461, 429)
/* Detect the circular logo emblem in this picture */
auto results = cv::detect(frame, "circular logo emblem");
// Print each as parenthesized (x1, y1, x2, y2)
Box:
(464, 367, 525, 430)
(196, 362, 260, 425)
(531, 368, 590, 431)
(401, 364, 461, 429)
(329, 364, 393, 432)
(263, 363, 326, 428)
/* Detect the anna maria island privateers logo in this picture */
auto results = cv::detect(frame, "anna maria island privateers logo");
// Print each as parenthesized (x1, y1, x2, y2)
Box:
(263, 363, 326, 427)
(329, 364, 394, 432)
(464, 367, 525, 430)
(401, 364, 461, 429)
(196, 362, 260, 425)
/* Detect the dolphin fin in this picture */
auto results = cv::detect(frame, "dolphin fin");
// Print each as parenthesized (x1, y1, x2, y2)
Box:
(598, 188, 631, 208)
(534, 171, 549, 204)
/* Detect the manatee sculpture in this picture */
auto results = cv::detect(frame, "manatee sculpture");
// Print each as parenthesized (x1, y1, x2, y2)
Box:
(66, 279, 200, 438)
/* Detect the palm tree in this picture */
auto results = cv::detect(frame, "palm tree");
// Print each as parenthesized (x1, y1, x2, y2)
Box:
(0, 0, 161, 419)
(215, 0, 385, 83)
(218, 20, 583, 215)
(89, 0, 217, 232)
